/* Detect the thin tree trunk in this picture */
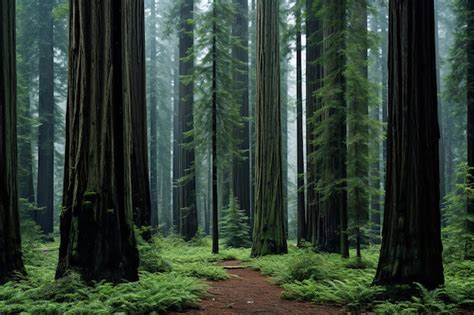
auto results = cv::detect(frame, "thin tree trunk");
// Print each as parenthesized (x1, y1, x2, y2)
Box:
(36, 0, 55, 235)
(56, 0, 142, 283)
(251, 0, 288, 257)
(374, 0, 444, 289)
(0, 0, 26, 284)
(211, 0, 219, 254)
(173, 44, 180, 233)
(296, 3, 306, 247)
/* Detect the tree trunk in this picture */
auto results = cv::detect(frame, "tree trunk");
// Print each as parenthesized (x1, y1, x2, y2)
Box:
(466, 0, 474, 260)
(251, 0, 288, 257)
(296, 3, 306, 247)
(178, 0, 198, 241)
(148, 0, 159, 228)
(305, 0, 322, 246)
(0, 0, 26, 284)
(130, 0, 151, 239)
(36, 0, 55, 235)
(173, 44, 180, 233)
(232, 0, 251, 230)
(56, 0, 142, 283)
(374, 0, 444, 289)
(211, 0, 219, 254)
(318, 0, 349, 258)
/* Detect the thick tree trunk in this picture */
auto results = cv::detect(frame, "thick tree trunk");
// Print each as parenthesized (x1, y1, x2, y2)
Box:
(148, 0, 159, 228)
(0, 0, 26, 284)
(178, 0, 198, 241)
(466, 0, 474, 260)
(251, 0, 288, 257)
(318, 0, 349, 258)
(296, 4, 306, 246)
(232, 0, 251, 229)
(305, 0, 322, 245)
(36, 0, 55, 235)
(374, 0, 444, 289)
(56, 0, 142, 283)
(130, 0, 151, 239)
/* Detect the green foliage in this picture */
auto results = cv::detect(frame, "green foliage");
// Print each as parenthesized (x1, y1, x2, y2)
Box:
(221, 195, 251, 248)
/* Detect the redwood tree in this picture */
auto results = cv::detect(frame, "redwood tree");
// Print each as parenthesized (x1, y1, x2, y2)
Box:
(0, 0, 26, 284)
(374, 0, 444, 289)
(56, 0, 143, 282)
(251, 0, 288, 257)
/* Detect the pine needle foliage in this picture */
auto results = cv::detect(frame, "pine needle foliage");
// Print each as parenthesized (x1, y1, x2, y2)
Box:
(221, 195, 251, 248)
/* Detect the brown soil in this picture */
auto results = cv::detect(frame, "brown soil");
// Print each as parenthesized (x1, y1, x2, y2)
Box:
(169, 260, 342, 315)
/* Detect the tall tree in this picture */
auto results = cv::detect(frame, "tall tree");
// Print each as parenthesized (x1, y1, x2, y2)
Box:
(56, 0, 142, 283)
(232, 0, 251, 230)
(36, 0, 55, 235)
(211, 0, 219, 254)
(374, 0, 444, 289)
(305, 0, 322, 245)
(467, 0, 474, 259)
(251, 0, 288, 257)
(177, 0, 198, 241)
(130, 0, 152, 238)
(147, 0, 159, 228)
(0, 0, 26, 284)
(296, 1, 306, 246)
(316, 0, 349, 257)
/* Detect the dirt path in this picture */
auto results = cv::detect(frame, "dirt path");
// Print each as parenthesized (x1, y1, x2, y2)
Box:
(170, 260, 341, 315)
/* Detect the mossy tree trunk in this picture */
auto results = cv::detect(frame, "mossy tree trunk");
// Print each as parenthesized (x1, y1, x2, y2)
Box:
(36, 0, 55, 235)
(0, 0, 26, 284)
(251, 0, 288, 257)
(374, 0, 444, 289)
(56, 0, 143, 283)
(178, 0, 198, 241)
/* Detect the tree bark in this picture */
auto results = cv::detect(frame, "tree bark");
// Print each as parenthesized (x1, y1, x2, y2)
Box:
(178, 0, 198, 241)
(36, 0, 55, 235)
(211, 1, 219, 254)
(296, 3, 306, 247)
(56, 0, 141, 283)
(251, 0, 288, 257)
(374, 0, 444, 289)
(0, 0, 26, 284)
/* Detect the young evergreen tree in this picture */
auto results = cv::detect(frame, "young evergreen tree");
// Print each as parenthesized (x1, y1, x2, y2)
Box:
(374, 0, 444, 289)
(252, 0, 288, 257)
(0, 0, 26, 284)
(36, 0, 55, 236)
(56, 0, 143, 282)
(221, 194, 251, 248)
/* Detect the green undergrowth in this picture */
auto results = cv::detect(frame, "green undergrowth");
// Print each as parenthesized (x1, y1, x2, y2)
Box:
(246, 243, 474, 314)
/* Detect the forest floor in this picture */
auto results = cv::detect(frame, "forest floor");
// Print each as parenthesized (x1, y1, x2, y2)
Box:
(171, 260, 341, 315)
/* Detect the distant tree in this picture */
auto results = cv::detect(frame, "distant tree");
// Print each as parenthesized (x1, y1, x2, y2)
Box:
(177, 0, 198, 241)
(36, 0, 55, 236)
(374, 0, 444, 289)
(56, 0, 142, 282)
(0, 0, 26, 284)
(251, 0, 288, 257)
